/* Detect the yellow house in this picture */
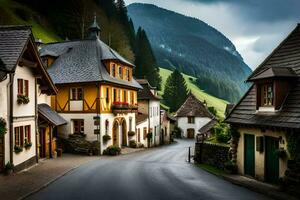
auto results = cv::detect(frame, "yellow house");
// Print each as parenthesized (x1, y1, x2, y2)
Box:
(40, 16, 142, 153)
(226, 24, 300, 184)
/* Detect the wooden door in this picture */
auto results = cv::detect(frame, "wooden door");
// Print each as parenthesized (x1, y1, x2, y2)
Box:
(187, 129, 195, 138)
(244, 134, 255, 177)
(0, 137, 4, 172)
(265, 136, 279, 184)
(39, 128, 46, 158)
(113, 122, 119, 146)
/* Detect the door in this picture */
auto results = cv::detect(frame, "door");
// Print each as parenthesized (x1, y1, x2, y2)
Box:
(113, 121, 119, 146)
(187, 129, 195, 138)
(121, 120, 127, 146)
(39, 128, 46, 158)
(265, 136, 279, 184)
(0, 136, 4, 172)
(244, 134, 255, 177)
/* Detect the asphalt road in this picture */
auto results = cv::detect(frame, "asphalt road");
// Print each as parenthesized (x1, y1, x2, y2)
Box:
(27, 139, 271, 200)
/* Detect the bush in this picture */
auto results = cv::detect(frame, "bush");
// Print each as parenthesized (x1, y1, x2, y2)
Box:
(275, 148, 287, 159)
(128, 131, 135, 137)
(287, 133, 300, 160)
(146, 132, 153, 139)
(102, 135, 111, 143)
(137, 142, 144, 148)
(173, 126, 182, 138)
(103, 145, 121, 156)
(208, 106, 217, 116)
(0, 117, 7, 137)
(129, 140, 137, 148)
(213, 122, 231, 143)
(4, 162, 14, 175)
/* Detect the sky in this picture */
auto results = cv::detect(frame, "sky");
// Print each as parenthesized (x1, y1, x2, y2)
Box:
(124, 0, 300, 70)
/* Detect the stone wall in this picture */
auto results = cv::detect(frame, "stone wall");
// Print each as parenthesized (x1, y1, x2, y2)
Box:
(194, 142, 230, 169)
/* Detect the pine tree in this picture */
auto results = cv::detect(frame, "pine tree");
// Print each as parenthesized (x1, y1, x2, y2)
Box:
(163, 69, 189, 112)
(134, 27, 161, 89)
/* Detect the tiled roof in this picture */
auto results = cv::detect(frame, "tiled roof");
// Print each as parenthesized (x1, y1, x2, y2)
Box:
(137, 79, 160, 100)
(0, 26, 31, 72)
(226, 24, 300, 129)
(40, 38, 142, 89)
(136, 113, 148, 124)
(225, 104, 235, 117)
(198, 119, 217, 134)
(38, 104, 67, 126)
(175, 93, 213, 118)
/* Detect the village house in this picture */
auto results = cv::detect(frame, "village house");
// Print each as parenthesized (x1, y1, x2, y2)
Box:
(136, 79, 161, 147)
(175, 93, 214, 138)
(225, 24, 300, 184)
(160, 110, 176, 144)
(0, 26, 65, 172)
(39, 17, 142, 153)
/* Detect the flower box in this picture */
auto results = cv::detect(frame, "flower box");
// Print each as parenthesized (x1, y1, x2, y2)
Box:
(17, 94, 30, 104)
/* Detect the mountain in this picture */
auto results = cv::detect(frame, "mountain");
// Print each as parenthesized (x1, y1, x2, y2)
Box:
(127, 3, 252, 103)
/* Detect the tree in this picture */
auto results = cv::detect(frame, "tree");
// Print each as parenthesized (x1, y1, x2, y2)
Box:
(134, 27, 161, 89)
(163, 69, 189, 112)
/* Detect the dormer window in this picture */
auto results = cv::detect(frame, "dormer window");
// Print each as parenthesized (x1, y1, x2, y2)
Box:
(261, 84, 273, 106)
(111, 64, 116, 77)
(118, 66, 122, 78)
(125, 68, 129, 81)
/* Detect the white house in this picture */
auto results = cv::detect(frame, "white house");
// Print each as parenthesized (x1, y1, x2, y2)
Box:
(136, 79, 161, 147)
(175, 93, 214, 138)
(160, 110, 176, 144)
(0, 26, 64, 172)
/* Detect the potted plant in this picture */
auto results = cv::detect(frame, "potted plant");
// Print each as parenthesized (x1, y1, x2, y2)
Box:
(128, 131, 135, 137)
(0, 117, 7, 137)
(14, 145, 23, 154)
(146, 132, 153, 140)
(224, 160, 238, 174)
(129, 140, 137, 148)
(103, 145, 121, 156)
(102, 135, 111, 143)
(275, 148, 287, 159)
(17, 94, 30, 104)
(4, 162, 14, 175)
(24, 141, 32, 150)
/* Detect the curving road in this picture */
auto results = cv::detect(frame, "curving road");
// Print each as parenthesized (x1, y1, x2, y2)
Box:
(27, 139, 271, 200)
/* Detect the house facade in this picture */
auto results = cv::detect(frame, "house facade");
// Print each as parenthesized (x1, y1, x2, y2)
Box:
(39, 17, 142, 153)
(226, 24, 300, 184)
(160, 110, 176, 144)
(136, 79, 161, 147)
(0, 26, 61, 172)
(175, 93, 213, 138)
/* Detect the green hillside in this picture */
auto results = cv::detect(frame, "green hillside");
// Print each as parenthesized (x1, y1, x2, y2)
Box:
(0, 0, 60, 42)
(159, 68, 227, 117)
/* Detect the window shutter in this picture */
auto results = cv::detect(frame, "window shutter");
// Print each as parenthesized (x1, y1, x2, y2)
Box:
(20, 127, 24, 146)
(18, 79, 23, 95)
(27, 125, 31, 143)
(15, 127, 19, 146)
(25, 80, 29, 97)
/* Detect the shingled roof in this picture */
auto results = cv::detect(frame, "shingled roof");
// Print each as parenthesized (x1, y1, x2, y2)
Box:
(175, 93, 213, 118)
(39, 20, 142, 89)
(38, 104, 67, 126)
(226, 24, 300, 129)
(137, 79, 160, 100)
(0, 25, 31, 72)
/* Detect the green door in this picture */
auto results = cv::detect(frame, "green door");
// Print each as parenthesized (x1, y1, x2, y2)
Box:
(244, 134, 255, 177)
(265, 136, 279, 184)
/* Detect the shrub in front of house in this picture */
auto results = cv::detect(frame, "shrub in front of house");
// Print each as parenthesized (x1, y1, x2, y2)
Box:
(213, 122, 231, 144)
(275, 148, 287, 159)
(17, 94, 30, 104)
(14, 145, 23, 154)
(103, 145, 121, 156)
(224, 160, 238, 174)
(4, 161, 14, 175)
(137, 142, 144, 148)
(128, 131, 135, 137)
(102, 135, 111, 143)
(129, 140, 137, 148)
(173, 126, 182, 138)
(0, 117, 7, 137)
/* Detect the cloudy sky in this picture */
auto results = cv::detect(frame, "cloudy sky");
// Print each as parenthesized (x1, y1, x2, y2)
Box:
(124, 0, 300, 70)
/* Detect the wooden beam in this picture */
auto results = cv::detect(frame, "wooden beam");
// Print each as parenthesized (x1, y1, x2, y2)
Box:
(19, 58, 37, 68)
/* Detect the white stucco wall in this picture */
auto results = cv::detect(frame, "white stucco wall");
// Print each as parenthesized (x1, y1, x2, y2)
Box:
(177, 117, 211, 138)
(149, 100, 160, 146)
(136, 120, 149, 147)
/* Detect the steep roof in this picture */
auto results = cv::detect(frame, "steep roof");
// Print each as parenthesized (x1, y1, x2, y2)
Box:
(225, 104, 235, 117)
(40, 38, 142, 89)
(0, 25, 31, 72)
(175, 93, 213, 118)
(0, 25, 57, 94)
(38, 104, 67, 126)
(226, 24, 300, 129)
(137, 79, 160, 100)
(198, 119, 217, 134)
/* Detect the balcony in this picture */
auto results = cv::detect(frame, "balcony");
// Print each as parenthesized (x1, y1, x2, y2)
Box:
(112, 102, 138, 115)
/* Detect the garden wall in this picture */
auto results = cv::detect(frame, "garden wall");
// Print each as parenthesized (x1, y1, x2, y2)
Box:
(194, 142, 229, 169)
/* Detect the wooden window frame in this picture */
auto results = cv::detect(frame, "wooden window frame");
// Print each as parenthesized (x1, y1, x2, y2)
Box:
(123, 90, 127, 103)
(118, 66, 123, 79)
(17, 79, 29, 96)
(188, 116, 195, 124)
(261, 83, 274, 107)
(73, 119, 84, 134)
(70, 88, 83, 100)
(106, 87, 110, 104)
(24, 125, 31, 144)
(111, 64, 116, 77)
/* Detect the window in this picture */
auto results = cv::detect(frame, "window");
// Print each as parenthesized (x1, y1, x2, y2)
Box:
(125, 68, 130, 81)
(261, 84, 273, 106)
(70, 88, 83, 100)
(17, 79, 29, 96)
(138, 129, 141, 142)
(111, 64, 116, 77)
(24, 125, 31, 144)
(106, 88, 109, 104)
(113, 89, 117, 102)
(188, 117, 195, 124)
(15, 127, 23, 146)
(131, 92, 134, 104)
(143, 128, 147, 139)
(123, 90, 127, 102)
(118, 66, 123, 78)
(73, 119, 84, 134)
